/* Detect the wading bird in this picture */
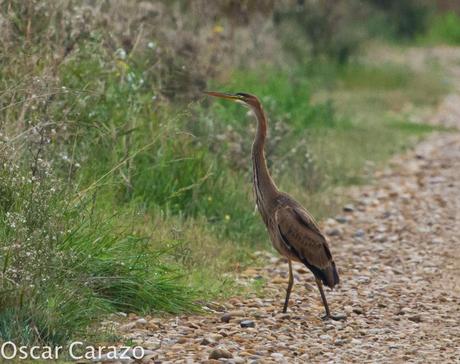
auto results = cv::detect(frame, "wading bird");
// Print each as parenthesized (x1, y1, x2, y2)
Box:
(205, 91, 345, 320)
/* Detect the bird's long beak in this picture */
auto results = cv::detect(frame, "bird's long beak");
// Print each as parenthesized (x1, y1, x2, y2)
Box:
(203, 91, 240, 101)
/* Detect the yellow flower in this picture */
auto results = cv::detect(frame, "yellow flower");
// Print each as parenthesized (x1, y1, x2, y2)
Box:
(224, 214, 231, 221)
(213, 25, 224, 34)
(116, 60, 129, 72)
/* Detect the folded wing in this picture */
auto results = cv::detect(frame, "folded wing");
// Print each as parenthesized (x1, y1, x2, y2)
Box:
(275, 205, 339, 288)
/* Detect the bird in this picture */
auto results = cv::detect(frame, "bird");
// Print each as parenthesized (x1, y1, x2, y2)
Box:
(204, 91, 345, 320)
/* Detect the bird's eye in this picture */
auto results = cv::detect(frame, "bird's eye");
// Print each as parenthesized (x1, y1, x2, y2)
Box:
(236, 92, 250, 98)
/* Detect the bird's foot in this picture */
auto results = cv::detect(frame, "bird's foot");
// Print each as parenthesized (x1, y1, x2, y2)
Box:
(321, 313, 347, 321)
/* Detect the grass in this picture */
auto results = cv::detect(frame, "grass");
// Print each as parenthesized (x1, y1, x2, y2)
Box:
(422, 11, 460, 45)
(0, 153, 197, 345)
(0, 2, 450, 348)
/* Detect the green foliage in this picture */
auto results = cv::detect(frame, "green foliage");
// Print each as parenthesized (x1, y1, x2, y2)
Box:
(337, 63, 412, 90)
(50, 38, 262, 243)
(208, 68, 336, 129)
(0, 145, 195, 345)
(423, 11, 460, 45)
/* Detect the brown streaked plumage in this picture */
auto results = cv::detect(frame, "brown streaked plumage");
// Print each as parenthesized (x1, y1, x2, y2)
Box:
(204, 91, 345, 320)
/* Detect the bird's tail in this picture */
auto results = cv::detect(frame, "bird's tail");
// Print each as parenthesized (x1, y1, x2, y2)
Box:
(321, 261, 340, 289)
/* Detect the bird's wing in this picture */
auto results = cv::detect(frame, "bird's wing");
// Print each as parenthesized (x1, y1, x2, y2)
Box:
(275, 204, 332, 269)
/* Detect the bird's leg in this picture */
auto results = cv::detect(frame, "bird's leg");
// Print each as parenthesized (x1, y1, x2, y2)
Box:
(315, 279, 346, 321)
(316, 278, 331, 317)
(282, 259, 294, 313)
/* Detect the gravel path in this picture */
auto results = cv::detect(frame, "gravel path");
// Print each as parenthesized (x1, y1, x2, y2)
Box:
(110, 48, 460, 364)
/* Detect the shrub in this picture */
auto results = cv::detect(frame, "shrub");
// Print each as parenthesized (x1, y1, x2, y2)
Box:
(365, 0, 432, 40)
(274, 0, 366, 64)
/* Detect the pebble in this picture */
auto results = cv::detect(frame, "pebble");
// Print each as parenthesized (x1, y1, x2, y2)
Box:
(136, 318, 148, 326)
(221, 313, 232, 323)
(270, 352, 285, 361)
(240, 320, 256, 328)
(334, 338, 350, 346)
(333, 313, 347, 321)
(200, 337, 216, 346)
(398, 307, 411, 315)
(229, 310, 245, 317)
(356, 276, 370, 284)
(209, 348, 233, 360)
(408, 315, 423, 323)
(143, 339, 161, 350)
(325, 228, 341, 236)
(343, 204, 355, 212)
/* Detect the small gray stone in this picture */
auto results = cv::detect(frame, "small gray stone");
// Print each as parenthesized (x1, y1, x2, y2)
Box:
(399, 307, 411, 315)
(326, 228, 341, 237)
(334, 338, 350, 346)
(343, 204, 355, 212)
(382, 211, 392, 219)
(200, 337, 215, 346)
(356, 276, 370, 284)
(240, 320, 255, 328)
(331, 313, 347, 320)
(408, 315, 423, 323)
(271, 352, 284, 360)
(136, 318, 148, 326)
(209, 348, 233, 359)
(373, 233, 387, 242)
(143, 339, 161, 350)
(221, 313, 232, 323)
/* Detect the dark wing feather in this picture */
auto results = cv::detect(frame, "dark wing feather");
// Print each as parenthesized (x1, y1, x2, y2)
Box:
(275, 205, 339, 288)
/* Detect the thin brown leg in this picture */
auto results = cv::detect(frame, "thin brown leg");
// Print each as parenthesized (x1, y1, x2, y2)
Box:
(316, 278, 331, 317)
(282, 260, 294, 313)
(315, 278, 346, 321)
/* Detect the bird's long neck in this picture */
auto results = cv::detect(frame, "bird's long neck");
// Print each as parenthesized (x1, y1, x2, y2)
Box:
(251, 104, 279, 214)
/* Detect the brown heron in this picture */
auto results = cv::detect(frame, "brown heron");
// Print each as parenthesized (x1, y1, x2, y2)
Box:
(204, 91, 345, 320)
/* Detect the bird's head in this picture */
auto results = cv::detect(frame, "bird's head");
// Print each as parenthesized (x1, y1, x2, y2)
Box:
(204, 91, 261, 109)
